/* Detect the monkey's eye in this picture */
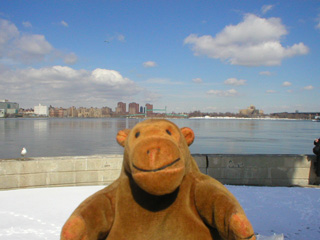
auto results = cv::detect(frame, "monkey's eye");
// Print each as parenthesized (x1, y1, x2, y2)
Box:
(135, 131, 140, 138)
(166, 129, 171, 135)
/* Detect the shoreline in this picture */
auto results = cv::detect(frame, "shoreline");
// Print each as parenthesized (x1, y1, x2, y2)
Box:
(188, 116, 304, 120)
(1, 116, 313, 121)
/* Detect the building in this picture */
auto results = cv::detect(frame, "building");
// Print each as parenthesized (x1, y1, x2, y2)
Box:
(49, 107, 67, 118)
(129, 102, 139, 115)
(145, 103, 153, 117)
(0, 100, 19, 118)
(34, 104, 49, 116)
(68, 106, 112, 118)
(49, 107, 58, 117)
(239, 105, 264, 116)
(67, 106, 78, 117)
(101, 107, 112, 117)
(77, 107, 90, 118)
(89, 107, 102, 118)
(115, 102, 126, 114)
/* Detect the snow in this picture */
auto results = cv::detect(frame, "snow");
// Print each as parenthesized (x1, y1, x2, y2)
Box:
(0, 185, 319, 240)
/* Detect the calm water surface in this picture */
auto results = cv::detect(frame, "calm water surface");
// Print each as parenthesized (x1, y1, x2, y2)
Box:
(1, 118, 320, 159)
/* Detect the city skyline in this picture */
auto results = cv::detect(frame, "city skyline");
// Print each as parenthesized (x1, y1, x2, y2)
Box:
(0, 1, 319, 114)
(4, 98, 319, 120)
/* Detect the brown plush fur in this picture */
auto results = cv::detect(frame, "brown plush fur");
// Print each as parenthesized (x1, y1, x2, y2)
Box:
(61, 119, 255, 240)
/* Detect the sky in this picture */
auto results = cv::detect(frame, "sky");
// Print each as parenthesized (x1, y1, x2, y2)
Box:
(0, 0, 320, 114)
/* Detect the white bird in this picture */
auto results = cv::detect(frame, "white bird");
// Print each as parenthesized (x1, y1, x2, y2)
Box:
(21, 147, 27, 159)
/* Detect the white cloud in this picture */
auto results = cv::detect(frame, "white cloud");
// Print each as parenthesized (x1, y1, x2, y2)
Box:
(143, 61, 157, 68)
(0, 19, 19, 46)
(22, 21, 32, 28)
(0, 66, 142, 106)
(303, 85, 314, 90)
(91, 69, 136, 87)
(282, 81, 292, 87)
(266, 90, 276, 93)
(60, 20, 69, 27)
(184, 14, 309, 66)
(259, 71, 272, 76)
(0, 19, 77, 65)
(8, 34, 53, 63)
(14, 34, 52, 55)
(261, 5, 274, 15)
(64, 52, 78, 65)
(206, 89, 238, 97)
(224, 78, 246, 86)
(0, 18, 75, 64)
(192, 78, 203, 83)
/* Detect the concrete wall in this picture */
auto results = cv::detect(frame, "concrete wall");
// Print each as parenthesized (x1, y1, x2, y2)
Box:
(0, 154, 319, 190)
(0, 155, 123, 190)
(203, 154, 319, 186)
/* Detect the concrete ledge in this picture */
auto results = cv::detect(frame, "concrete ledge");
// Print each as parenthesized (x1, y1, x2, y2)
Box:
(0, 155, 123, 190)
(1, 154, 319, 190)
(205, 154, 319, 186)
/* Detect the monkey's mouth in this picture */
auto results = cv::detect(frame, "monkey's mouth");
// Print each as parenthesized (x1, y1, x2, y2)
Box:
(132, 158, 181, 172)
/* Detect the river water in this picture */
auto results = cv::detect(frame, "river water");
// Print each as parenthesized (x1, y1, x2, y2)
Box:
(1, 118, 320, 159)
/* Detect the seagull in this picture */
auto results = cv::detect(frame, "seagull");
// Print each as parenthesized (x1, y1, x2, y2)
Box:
(21, 147, 27, 160)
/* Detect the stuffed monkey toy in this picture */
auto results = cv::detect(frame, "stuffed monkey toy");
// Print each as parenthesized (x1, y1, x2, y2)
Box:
(61, 119, 255, 240)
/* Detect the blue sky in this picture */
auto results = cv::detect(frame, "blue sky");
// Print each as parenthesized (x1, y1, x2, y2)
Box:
(0, 0, 319, 114)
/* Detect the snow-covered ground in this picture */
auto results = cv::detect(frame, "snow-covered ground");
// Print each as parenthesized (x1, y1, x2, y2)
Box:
(0, 185, 319, 240)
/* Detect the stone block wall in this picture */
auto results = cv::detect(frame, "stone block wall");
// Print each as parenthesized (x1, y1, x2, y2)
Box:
(194, 154, 319, 186)
(0, 154, 319, 190)
(0, 155, 123, 190)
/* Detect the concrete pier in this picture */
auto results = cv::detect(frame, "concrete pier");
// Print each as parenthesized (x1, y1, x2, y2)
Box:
(1, 154, 319, 190)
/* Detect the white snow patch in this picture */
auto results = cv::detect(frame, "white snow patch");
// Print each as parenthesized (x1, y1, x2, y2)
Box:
(0, 185, 319, 240)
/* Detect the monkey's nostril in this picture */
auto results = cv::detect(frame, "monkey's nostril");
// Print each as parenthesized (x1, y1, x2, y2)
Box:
(147, 150, 150, 154)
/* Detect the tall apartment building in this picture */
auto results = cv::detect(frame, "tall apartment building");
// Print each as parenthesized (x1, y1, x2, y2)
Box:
(129, 102, 139, 115)
(145, 103, 153, 117)
(34, 104, 49, 116)
(116, 102, 126, 114)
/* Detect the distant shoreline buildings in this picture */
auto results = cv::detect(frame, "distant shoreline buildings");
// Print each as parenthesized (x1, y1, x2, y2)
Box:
(0, 99, 19, 118)
(46, 102, 156, 118)
(1, 99, 319, 120)
(239, 105, 264, 117)
(34, 104, 49, 116)
(8, 101, 159, 118)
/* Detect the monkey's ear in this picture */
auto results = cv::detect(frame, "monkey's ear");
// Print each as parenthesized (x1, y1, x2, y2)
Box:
(116, 129, 130, 147)
(181, 127, 194, 146)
